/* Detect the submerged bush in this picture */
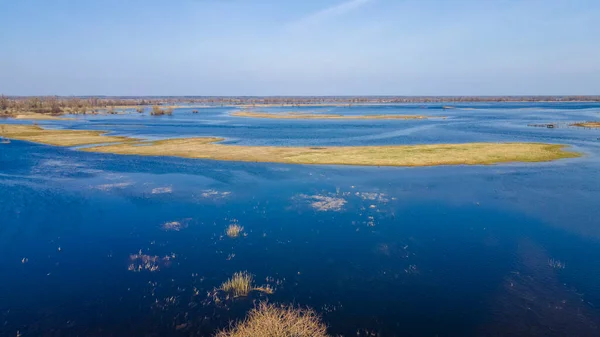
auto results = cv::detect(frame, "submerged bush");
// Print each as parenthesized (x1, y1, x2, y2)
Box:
(215, 303, 330, 337)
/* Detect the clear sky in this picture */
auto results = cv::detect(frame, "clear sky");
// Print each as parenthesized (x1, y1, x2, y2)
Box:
(1, 0, 599, 96)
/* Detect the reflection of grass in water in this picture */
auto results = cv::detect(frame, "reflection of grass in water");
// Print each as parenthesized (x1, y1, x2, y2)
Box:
(215, 302, 329, 337)
(220, 272, 274, 298)
(226, 224, 244, 238)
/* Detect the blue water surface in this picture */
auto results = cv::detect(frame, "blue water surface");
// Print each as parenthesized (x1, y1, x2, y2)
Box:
(1, 103, 600, 336)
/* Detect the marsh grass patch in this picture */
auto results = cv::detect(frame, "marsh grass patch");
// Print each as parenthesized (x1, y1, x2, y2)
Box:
(210, 272, 276, 304)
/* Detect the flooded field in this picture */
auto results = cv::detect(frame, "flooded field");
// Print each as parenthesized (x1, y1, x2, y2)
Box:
(1, 103, 600, 336)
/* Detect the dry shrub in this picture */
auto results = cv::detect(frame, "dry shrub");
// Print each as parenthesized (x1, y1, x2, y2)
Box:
(215, 303, 329, 337)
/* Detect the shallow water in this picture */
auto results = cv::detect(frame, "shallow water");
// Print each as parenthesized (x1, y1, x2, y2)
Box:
(1, 103, 600, 336)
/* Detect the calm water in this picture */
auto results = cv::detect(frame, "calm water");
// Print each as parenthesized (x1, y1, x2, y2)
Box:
(1, 103, 600, 336)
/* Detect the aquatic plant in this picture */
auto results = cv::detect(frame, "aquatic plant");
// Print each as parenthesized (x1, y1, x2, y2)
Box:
(151, 186, 173, 194)
(221, 271, 254, 297)
(162, 221, 186, 232)
(548, 258, 566, 269)
(214, 302, 330, 337)
(299, 194, 347, 211)
(226, 224, 244, 238)
(219, 272, 275, 298)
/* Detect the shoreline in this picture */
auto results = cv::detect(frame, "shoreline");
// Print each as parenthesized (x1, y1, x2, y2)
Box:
(0, 124, 581, 167)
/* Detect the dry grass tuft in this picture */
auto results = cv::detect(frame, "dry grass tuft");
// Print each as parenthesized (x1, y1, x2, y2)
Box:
(221, 271, 254, 297)
(226, 224, 244, 238)
(215, 302, 330, 337)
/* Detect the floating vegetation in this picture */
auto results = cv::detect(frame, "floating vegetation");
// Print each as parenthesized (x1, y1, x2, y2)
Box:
(153, 296, 179, 311)
(201, 189, 232, 199)
(299, 194, 347, 212)
(366, 216, 376, 227)
(405, 265, 419, 274)
(162, 220, 188, 232)
(548, 258, 566, 269)
(93, 182, 132, 191)
(214, 302, 330, 337)
(226, 223, 244, 238)
(355, 192, 389, 203)
(151, 186, 173, 194)
(128, 251, 176, 272)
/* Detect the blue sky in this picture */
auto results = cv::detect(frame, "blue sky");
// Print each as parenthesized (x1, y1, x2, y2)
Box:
(1, 0, 599, 96)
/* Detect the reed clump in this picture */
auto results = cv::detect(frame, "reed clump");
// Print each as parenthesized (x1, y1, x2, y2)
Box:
(221, 271, 254, 297)
(220, 272, 275, 298)
(214, 303, 330, 337)
(226, 224, 244, 238)
(151, 105, 173, 116)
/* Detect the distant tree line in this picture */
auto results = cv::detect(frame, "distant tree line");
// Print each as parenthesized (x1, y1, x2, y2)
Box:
(1, 95, 599, 117)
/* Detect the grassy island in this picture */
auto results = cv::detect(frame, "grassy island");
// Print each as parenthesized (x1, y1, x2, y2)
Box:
(572, 122, 600, 128)
(0, 124, 581, 167)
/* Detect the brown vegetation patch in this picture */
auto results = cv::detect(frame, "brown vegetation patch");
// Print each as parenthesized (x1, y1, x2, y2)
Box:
(571, 122, 600, 128)
(215, 303, 329, 337)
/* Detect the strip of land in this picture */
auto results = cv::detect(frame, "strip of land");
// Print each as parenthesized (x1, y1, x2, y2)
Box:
(0, 124, 580, 167)
(0, 124, 135, 146)
(231, 111, 431, 120)
(571, 122, 600, 128)
(12, 114, 75, 121)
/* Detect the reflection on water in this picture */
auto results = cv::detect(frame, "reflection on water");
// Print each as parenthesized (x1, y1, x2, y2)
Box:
(1, 103, 600, 336)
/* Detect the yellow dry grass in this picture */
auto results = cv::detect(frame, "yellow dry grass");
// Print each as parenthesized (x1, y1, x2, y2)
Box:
(12, 114, 74, 121)
(221, 271, 254, 297)
(215, 303, 330, 337)
(572, 122, 600, 128)
(1, 124, 581, 167)
(226, 224, 244, 238)
(232, 111, 429, 120)
(0, 124, 133, 146)
(86, 138, 579, 167)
